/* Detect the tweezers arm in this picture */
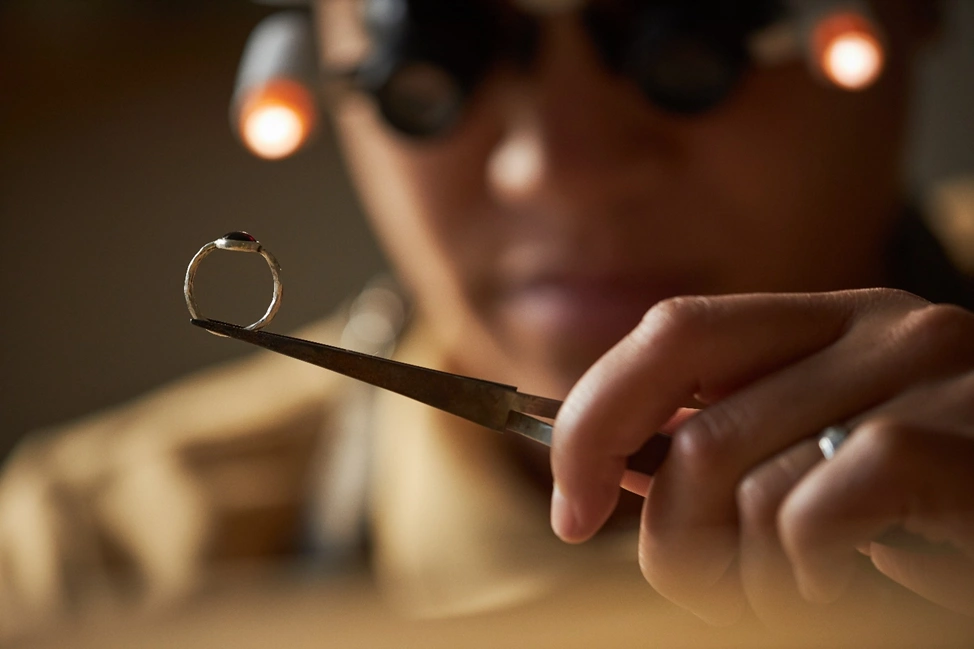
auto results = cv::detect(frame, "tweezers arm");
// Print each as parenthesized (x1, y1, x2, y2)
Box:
(505, 410, 672, 477)
(625, 434, 672, 476)
(511, 393, 562, 419)
(509, 391, 671, 474)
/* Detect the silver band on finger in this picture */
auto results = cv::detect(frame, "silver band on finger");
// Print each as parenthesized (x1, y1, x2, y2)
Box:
(184, 231, 282, 333)
(817, 425, 850, 461)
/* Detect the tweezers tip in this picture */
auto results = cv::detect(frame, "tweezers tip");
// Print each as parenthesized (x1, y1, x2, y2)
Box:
(190, 318, 239, 338)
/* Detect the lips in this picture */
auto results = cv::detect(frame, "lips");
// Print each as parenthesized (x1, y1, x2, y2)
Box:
(497, 273, 696, 351)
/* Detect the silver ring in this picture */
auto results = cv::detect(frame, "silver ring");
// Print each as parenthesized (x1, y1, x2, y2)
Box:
(184, 231, 282, 334)
(817, 425, 850, 461)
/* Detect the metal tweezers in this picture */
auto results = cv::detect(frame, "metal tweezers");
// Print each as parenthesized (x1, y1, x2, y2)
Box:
(192, 318, 670, 475)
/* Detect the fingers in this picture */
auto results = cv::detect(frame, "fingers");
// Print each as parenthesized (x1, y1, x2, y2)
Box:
(551, 291, 858, 544)
(551, 290, 950, 546)
(780, 422, 974, 606)
(550, 289, 974, 625)
(551, 291, 863, 625)
(644, 301, 973, 617)
(737, 439, 823, 623)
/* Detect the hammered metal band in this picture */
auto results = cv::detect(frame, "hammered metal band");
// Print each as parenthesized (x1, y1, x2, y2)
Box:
(817, 425, 850, 461)
(184, 232, 282, 332)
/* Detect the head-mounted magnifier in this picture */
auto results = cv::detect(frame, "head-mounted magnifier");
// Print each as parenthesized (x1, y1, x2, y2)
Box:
(232, 0, 888, 157)
(352, 0, 518, 136)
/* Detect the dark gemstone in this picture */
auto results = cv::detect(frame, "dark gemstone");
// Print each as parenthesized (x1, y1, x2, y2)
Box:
(223, 231, 256, 242)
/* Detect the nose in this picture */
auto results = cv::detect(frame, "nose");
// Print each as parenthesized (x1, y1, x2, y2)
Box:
(486, 16, 671, 220)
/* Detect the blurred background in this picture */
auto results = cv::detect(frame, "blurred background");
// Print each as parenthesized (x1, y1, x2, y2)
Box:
(1, 0, 973, 461)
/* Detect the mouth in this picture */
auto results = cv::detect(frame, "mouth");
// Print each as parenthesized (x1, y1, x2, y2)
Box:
(497, 273, 698, 351)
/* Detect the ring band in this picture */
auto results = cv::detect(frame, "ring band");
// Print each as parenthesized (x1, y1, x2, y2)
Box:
(184, 231, 282, 333)
(817, 425, 850, 461)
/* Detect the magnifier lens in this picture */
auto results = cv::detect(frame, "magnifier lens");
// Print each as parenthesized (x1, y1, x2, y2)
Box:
(585, 2, 751, 116)
(631, 35, 741, 113)
(376, 60, 464, 136)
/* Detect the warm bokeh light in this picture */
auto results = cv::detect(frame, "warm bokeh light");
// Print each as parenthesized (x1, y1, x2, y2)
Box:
(243, 105, 305, 159)
(822, 31, 884, 89)
(811, 11, 885, 91)
(236, 79, 317, 160)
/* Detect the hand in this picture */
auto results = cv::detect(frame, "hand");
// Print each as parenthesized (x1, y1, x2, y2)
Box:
(549, 289, 974, 628)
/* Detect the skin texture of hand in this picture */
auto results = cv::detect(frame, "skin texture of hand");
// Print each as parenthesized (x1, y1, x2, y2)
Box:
(549, 289, 974, 628)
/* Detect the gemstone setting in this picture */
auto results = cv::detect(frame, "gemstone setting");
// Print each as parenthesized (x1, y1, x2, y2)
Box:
(223, 231, 257, 242)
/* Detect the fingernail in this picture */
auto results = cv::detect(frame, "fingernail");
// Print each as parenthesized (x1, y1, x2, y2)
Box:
(551, 483, 578, 542)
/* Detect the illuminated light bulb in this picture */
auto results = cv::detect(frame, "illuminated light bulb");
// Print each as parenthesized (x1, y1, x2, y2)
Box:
(811, 11, 885, 90)
(822, 31, 883, 89)
(243, 106, 305, 159)
(236, 79, 317, 160)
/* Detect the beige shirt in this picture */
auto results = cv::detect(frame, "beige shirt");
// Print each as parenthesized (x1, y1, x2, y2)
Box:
(0, 279, 648, 638)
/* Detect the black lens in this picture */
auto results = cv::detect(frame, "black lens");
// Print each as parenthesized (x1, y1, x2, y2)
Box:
(375, 60, 464, 136)
(585, 1, 771, 115)
(627, 31, 744, 114)
(357, 0, 501, 138)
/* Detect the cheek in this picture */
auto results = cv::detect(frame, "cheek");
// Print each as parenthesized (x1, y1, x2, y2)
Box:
(331, 96, 506, 323)
(686, 65, 906, 291)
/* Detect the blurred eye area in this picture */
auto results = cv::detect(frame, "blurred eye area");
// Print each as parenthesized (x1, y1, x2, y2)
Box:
(373, 61, 465, 136)
(584, 0, 766, 114)
(317, 0, 535, 137)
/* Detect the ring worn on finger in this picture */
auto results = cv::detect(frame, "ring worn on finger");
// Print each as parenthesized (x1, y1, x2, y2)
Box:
(184, 231, 282, 333)
(817, 424, 850, 461)
(814, 422, 957, 554)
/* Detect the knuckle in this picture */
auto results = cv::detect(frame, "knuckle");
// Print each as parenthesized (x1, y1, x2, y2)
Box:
(671, 414, 731, 481)
(777, 473, 836, 561)
(873, 287, 927, 306)
(736, 470, 781, 535)
(855, 287, 929, 313)
(636, 295, 715, 346)
(851, 418, 922, 469)
(672, 403, 750, 481)
(894, 304, 974, 360)
(777, 496, 817, 560)
(780, 419, 919, 558)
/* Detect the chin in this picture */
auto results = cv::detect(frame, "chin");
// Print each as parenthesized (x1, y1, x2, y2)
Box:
(494, 280, 671, 394)
(494, 314, 646, 400)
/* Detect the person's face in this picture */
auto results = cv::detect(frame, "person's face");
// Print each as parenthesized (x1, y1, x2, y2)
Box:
(317, 0, 925, 397)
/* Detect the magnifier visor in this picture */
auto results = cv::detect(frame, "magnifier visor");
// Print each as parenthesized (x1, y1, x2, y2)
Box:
(299, 0, 885, 142)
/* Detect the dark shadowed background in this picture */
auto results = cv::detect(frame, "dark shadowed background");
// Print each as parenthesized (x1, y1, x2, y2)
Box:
(1, 0, 972, 460)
